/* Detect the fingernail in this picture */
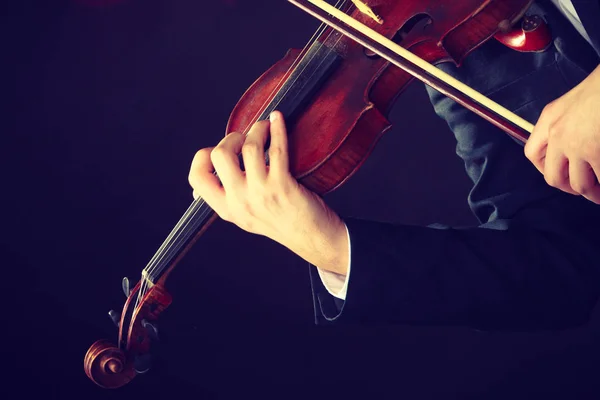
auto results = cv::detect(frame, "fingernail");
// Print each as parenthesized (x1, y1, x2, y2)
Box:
(269, 111, 278, 122)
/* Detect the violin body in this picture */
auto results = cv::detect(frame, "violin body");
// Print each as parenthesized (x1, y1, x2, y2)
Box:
(84, 0, 551, 388)
(227, 0, 538, 195)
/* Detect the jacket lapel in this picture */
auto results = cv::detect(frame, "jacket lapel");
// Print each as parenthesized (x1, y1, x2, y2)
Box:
(570, 0, 600, 55)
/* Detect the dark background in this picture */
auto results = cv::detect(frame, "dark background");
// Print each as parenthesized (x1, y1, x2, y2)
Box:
(3, 0, 600, 398)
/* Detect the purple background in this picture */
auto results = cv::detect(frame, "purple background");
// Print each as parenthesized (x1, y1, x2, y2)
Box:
(3, 0, 600, 398)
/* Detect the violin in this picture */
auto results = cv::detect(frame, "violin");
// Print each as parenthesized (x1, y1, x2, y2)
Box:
(84, 0, 551, 388)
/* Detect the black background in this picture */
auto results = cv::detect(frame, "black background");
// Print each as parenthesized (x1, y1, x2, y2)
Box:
(3, 0, 600, 398)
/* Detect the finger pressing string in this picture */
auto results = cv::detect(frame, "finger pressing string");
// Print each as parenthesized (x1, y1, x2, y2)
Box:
(268, 111, 289, 176)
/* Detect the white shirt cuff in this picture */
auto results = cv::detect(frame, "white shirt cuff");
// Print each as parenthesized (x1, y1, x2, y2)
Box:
(316, 223, 351, 300)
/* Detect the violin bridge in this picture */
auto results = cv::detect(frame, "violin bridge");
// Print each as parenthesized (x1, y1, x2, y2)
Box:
(351, 0, 383, 25)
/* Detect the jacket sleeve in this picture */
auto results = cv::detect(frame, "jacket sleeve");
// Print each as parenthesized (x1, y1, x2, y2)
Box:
(308, 200, 600, 331)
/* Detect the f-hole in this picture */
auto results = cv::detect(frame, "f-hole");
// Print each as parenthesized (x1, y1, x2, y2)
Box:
(364, 13, 432, 58)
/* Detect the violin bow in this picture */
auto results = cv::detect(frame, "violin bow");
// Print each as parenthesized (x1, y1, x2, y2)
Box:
(288, 0, 535, 144)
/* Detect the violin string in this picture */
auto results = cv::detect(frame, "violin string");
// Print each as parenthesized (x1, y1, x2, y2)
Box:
(135, 201, 181, 305)
(137, 0, 354, 304)
(137, 1, 353, 309)
(142, 0, 351, 280)
(253, 0, 351, 129)
(136, 199, 217, 309)
(241, 0, 348, 136)
(136, 28, 336, 299)
(137, 2, 356, 305)
(140, 9, 342, 277)
(266, 0, 352, 117)
(147, 200, 212, 280)
(138, 198, 212, 307)
(135, 197, 208, 307)
(138, 0, 350, 290)
(148, 201, 215, 283)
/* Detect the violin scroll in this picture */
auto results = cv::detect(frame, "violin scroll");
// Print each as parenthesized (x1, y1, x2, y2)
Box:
(84, 340, 135, 389)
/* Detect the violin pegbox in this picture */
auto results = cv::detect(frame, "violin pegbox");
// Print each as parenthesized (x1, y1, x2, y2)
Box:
(84, 279, 172, 388)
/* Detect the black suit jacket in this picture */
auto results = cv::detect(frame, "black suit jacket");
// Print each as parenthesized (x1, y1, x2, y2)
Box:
(308, 0, 600, 331)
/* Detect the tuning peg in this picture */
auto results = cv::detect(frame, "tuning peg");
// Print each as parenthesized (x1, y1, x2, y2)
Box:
(108, 309, 120, 327)
(134, 353, 152, 374)
(122, 277, 131, 297)
(142, 319, 159, 341)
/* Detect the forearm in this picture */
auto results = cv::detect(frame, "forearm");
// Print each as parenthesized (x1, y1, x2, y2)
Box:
(310, 206, 600, 331)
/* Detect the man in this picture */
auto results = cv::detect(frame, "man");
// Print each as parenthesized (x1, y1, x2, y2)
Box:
(188, 0, 600, 330)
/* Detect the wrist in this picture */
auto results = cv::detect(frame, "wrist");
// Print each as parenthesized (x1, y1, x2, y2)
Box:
(299, 215, 349, 275)
(275, 187, 349, 275)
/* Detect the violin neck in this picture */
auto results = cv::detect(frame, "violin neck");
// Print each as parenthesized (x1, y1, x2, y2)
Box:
(142, 198, 217, 284)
